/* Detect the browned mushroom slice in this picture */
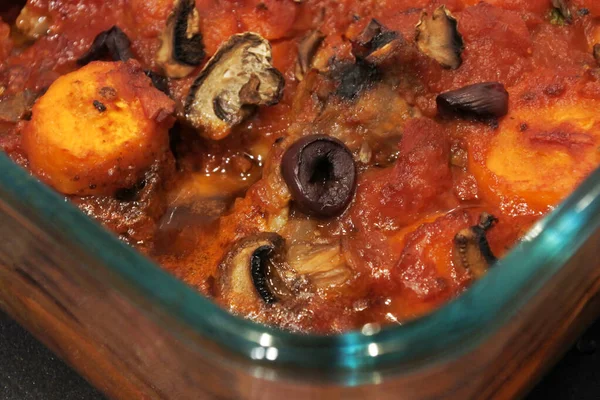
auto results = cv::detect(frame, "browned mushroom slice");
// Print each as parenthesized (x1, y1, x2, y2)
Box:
(184, 32, 285, 140)
(415, 5, 463, 69)
(295, 30, 325, 81)
(453, 213, 498, 279)
(351, 19, 403, 65)
(551, 0, 572, 23)
(157, 0, 205, 78)
(216, 233, 309, 309)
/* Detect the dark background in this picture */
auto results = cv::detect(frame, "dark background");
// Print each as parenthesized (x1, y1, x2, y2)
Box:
(1, 309, 600, 399)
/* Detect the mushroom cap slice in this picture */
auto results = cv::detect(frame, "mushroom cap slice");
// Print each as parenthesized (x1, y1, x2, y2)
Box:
(453, 213, 498, 279)
(156, 0, 205, 78)
(295, 30, 325, 81)
(351, 19, 404, 65)
(184, 32, 285, 140)
(216, 233, 309, 312)
(415, 5, 463, 70)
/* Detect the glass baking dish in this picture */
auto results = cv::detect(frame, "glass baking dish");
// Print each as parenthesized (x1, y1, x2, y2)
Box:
(0, 145, 598, 399)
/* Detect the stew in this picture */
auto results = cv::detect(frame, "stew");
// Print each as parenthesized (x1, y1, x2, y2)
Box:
(1, 0, 599, 333)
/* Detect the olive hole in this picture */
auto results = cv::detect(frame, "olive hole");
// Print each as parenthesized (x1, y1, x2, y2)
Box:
(309, 154, 334, 184)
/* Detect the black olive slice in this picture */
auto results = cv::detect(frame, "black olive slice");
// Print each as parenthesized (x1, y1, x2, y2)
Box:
(416, 5, 463, 69)
(281, 135, 357, 218)
(453, 213, 498, 279)
(437, 82, 509, 119)
(77, 26, 133, 66)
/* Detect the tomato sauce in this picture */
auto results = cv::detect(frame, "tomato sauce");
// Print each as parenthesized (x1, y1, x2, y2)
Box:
(1, 0, 599, 333)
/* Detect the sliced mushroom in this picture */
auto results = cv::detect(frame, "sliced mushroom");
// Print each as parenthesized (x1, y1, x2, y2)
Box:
(453, 213, 498, 279)
(437, 82, 509, 119)
(217, 233, 310, 309)
(295, 30, 325, 81)
(184, 32, 285, 140)
(77, 26, 133, 66)
(351, 19, 403, 65)
(415, 5, 463, 69)
(551, 0, 572, 24)
(156, 0, 205, 78)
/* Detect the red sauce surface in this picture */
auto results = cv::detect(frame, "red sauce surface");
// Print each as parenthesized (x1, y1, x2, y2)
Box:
(1, 0, 599, 333)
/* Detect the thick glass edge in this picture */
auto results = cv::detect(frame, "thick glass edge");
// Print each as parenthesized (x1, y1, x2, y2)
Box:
(1, 153, 599, 380)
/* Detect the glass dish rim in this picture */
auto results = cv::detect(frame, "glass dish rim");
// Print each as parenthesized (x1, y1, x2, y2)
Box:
(1, 153, 599, 384)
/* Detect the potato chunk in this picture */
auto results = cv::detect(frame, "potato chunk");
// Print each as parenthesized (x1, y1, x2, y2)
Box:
(470, 101, 600, 213)
(23, 60, 175, 196)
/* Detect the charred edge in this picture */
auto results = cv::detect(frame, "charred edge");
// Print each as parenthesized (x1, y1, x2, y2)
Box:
(77, 26, 133, 65)
(473, 226, 497, 265)
(144, 70, 170, 95)
(351, 19, 402, 64)
(332, 59, 381, 100)
(93, 99, 106, 112)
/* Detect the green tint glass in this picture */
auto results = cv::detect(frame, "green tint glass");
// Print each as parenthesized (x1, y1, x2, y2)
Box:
(1, 152, 599, 386)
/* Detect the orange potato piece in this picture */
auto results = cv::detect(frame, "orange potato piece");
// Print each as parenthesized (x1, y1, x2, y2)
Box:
(23, 60, 175, 196)
(470, 101, 600, 214)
